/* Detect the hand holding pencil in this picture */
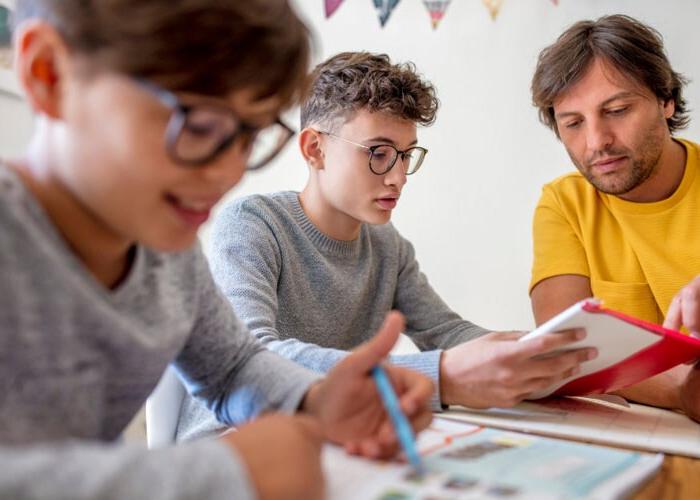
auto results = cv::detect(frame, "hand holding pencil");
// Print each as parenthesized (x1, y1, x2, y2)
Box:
(301, 311, 434, 459)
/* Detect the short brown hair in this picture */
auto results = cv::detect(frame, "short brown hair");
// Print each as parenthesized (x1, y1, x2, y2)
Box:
(13, 0, 311, 107)
(300, 52, 439, 130)
(532, 14, 689, 136)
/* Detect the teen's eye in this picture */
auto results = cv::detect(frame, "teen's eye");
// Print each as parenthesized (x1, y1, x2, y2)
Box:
(564, 120, 582, 129)
(607, 106, 629, 116)
(184, 122, 219, 137)
(372, 152, 388, 159)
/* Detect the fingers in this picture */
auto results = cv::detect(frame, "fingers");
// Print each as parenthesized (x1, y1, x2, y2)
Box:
(521, 363, 583, 398)
(338, 311, 406, 376)
(665, 294, 683, 331)
(345, 437, 397, 459)
(486, 347, 594, 404)
(385, 366, 434, 417)
(405, 407, 433, 436)
(665, 276, 700, 335)
(517, 328, 586, 359)
(679, 284, 700, 335)
(378, 405, 433, 440)
(530, 347, 596, 379)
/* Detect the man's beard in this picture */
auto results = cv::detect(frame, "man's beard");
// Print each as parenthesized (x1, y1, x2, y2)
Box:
(569, 121, 666, 196)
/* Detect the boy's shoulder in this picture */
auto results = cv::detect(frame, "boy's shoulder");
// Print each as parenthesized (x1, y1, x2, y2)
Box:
(212, 191, 301, 242)
(0, 165, 47, 241)
(364, 222, 413, 257)
(219, 191, 298, 220)
(0, 164, 31, 213)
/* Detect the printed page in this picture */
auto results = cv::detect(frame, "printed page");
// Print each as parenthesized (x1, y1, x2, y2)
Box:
(444, 396, 700, 458)
(324, 417, 661, 500)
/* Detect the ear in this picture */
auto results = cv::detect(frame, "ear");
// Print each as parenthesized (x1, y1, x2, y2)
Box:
(299, 127, 325, 170)
(662, 98, 675, 120)
(14, 21, 72, 119)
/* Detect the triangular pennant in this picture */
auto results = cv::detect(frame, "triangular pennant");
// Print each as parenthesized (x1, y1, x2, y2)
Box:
(373, 0, 401, 28)
(324, 0, 345, 19)
(422, 0, 451, 30)
(482, 0, 504, 20)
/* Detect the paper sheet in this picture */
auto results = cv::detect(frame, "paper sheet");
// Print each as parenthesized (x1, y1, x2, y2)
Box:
(444, 396, 700, 458)
(324, 417, 662, 500)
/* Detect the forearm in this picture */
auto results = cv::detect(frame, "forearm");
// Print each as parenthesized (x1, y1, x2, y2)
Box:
(257, 334, 350, 373)
(613, 364, 689, 410)
(264, 336, 445, 411)
(0, 440, 253, 500)
(212, 349, 322, 424)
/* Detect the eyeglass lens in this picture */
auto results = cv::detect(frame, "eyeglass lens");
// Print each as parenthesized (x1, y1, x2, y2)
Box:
(370, 145, 426, 175)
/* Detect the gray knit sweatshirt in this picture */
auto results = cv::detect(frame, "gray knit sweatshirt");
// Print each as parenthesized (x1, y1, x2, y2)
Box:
(176, 191, 489, 441)
(0, 166, 321, 500)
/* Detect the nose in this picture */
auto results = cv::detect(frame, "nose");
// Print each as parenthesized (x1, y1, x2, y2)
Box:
(198, 142, 248, 191)
(585, 117, 614, 153)
(384, 155, 409, 188)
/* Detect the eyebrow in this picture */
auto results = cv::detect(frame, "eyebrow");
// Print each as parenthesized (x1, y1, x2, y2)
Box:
(365, 136, 419, 146)
(555, 91, 640, 120)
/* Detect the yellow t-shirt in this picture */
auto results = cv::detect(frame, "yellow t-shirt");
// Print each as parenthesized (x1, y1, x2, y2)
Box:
(530, 138, 700, 324)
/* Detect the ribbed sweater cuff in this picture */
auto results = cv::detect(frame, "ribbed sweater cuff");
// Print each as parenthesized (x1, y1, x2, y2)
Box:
(388, 350, 444, 411)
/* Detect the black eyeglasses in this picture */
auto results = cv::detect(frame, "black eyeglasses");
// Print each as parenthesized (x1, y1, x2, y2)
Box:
(319, 131, 428, 175)
(136, 79, 295, 170)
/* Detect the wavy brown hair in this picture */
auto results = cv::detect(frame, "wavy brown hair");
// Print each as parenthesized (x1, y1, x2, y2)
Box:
(13, 0, 311, 107)
(301, 52, 439, 130)
(532, 14, 689, 137)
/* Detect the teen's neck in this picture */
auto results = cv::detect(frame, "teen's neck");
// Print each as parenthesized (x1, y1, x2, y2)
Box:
(14, 141, 134, 289)
(619, 136, 687, 203)
(299, 183, 362, 241)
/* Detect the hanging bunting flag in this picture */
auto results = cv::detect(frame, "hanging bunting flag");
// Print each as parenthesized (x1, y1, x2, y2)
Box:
(324, 0, 345, 18)
(482, 0, 504, 20)
(373, 0, 401, 28)
(422, 1, 451, 30)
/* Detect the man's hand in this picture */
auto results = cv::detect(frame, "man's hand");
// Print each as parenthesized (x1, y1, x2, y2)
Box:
(301, 311, 434, 459)
(664, 275, 700, 337)
(221, 414, 325, 500)
(663, 277, 700, 422)
(680, 361, 700, 422)
(440, 329, 596, 408)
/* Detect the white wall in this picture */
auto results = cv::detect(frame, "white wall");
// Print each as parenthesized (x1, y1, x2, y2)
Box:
(1, 0, 699, 331)
(0, 89, 30, 156)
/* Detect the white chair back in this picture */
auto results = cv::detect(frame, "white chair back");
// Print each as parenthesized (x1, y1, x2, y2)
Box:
(145, 366, 186, 448)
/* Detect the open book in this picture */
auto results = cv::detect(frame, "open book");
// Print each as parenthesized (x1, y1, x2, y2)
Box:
(325, 418, 663, 500)
(520, 298, 700, 399)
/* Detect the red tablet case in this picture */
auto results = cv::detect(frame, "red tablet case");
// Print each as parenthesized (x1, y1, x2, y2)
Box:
(522, 299, 700, 398)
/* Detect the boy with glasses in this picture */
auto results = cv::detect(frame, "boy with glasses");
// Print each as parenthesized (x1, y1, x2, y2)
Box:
(0, 2, 435, 499)
(177, 51, 595, 441)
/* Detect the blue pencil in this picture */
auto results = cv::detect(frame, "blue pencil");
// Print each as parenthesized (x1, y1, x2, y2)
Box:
(371, 365, 425, 475)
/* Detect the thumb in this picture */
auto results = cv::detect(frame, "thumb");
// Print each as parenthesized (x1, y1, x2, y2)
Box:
(341, 311, 405, 375)
(664, 295, 682, 331)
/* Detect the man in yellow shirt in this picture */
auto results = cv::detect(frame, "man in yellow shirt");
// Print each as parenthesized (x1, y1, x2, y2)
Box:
(529, 14, 700, 421)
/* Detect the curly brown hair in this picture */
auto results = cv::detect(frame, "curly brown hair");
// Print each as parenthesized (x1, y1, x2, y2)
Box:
(13, 0, 310, 107)
(300, 52, 439, 130)
(532, 14, 689, 137)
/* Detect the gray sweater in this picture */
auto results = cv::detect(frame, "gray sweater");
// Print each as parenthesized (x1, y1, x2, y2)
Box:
(176, 191, 489, 440)
(0, 166, 321, 500)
